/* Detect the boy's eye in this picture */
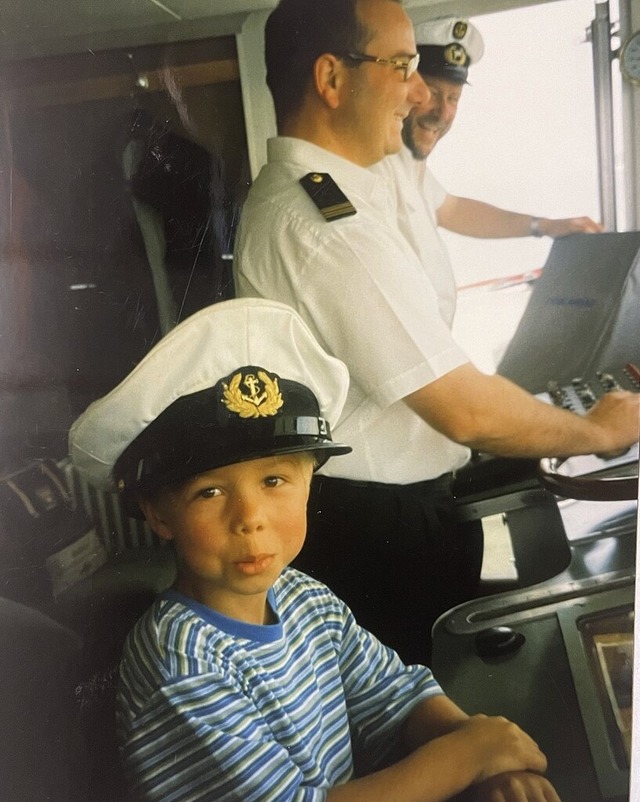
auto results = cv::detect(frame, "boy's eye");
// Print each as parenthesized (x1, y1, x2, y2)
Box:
(264, 475, 283, 488)
(197, 486, 221, 499)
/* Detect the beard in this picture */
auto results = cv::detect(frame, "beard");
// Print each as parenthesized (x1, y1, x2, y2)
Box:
(401, 112, 448, 161)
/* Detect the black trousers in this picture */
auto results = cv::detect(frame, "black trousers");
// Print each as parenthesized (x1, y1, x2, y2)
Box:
(294, 473, 483, 666)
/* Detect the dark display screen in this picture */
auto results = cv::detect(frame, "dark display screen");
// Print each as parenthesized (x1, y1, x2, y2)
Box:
(559, 592, 633, 800)
(579, 607, 633, 770)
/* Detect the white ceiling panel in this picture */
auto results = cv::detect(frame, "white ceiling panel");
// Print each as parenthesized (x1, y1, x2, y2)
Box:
(0, 0, 552, 62)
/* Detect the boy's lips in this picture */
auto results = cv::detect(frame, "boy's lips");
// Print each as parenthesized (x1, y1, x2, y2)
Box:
(234, 554, 275, 575)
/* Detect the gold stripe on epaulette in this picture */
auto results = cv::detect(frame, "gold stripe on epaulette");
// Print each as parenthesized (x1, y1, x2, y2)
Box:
(299, 172, 357, 222)
(323, 203, 356, 219)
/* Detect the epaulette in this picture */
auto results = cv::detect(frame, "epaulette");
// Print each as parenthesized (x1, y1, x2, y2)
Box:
(299, 172, 357, 222)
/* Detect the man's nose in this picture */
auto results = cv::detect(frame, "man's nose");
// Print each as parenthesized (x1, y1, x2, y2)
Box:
(407, 71, 431, 108)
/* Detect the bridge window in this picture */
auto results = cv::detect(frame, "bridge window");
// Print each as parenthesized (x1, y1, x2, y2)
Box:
(428, 0, 603, 373)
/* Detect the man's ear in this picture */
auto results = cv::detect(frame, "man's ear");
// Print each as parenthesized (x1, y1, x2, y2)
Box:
(314, 53, 347, 109)
(138, 496, 174, 542)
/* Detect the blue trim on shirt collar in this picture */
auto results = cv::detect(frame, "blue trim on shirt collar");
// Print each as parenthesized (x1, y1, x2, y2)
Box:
(161, 587, 283, 644)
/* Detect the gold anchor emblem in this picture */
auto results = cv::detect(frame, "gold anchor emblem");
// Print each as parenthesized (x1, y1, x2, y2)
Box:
(444, 43, 467, 66)
(453, 21, 468, 40)
(222, 370, 284, 419)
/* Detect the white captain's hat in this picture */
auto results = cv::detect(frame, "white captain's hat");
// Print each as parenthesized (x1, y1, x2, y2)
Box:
(69, 298, 351, 515)
(413, 18, 484, 83)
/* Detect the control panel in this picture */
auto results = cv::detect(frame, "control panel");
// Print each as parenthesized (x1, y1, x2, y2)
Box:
(454, 364, 640, 510)
(543, 363, 640, 415)
(537, 363, 639, 501)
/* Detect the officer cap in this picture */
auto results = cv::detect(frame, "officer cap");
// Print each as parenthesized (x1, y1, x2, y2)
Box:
(414, 17, 484, 83)
(69, 298, 351, 512)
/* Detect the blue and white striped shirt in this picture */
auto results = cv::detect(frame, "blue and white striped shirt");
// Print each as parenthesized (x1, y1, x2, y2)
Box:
(117, 567, 442, 801)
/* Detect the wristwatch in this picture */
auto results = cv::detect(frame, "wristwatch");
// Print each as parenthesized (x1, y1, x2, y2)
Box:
(529, 217, 543, 237)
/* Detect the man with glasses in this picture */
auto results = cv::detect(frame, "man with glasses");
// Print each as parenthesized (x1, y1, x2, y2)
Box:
(234, 0, 638, 672)
(341, 50, 420, 80)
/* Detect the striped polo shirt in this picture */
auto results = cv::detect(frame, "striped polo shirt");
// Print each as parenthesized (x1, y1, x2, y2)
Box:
(117, 567, 442, 801)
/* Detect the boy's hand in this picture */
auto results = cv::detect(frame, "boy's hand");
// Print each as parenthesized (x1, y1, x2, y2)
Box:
(456, 771, 562, 802)
(457, 715, 547, 782)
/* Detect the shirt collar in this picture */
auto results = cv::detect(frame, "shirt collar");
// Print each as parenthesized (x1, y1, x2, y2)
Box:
(161, 586, 283, 643)
(399, 143, 429, 183)
(267, 137, 393, 213)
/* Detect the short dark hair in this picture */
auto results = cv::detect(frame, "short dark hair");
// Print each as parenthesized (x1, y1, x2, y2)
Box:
(265, 0, 393, 127)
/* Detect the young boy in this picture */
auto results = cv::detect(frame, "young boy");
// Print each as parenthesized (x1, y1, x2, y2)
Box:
(69, 298, 561, 802)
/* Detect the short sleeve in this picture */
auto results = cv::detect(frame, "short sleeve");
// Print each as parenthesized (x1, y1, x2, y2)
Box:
(237, 204, 465, 409)
(422, 168, 448, 216)
(337, 609, 443, 766)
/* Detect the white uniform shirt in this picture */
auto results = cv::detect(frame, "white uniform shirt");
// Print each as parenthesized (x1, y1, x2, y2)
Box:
(371, 146, 455, 323)
(234, 137, 470, 484)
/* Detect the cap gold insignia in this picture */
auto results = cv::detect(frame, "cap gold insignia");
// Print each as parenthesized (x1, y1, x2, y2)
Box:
(222, 370, 284, 419)
(453, 21, 468, 40)
(444, 43, 467, 66)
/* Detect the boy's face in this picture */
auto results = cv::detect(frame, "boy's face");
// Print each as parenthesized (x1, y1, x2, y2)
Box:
(141, 453, 314, 625)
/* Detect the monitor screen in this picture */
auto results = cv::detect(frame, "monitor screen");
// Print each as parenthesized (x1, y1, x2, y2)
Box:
(558, 588, 633, 800)
(580, 608, 633, 768)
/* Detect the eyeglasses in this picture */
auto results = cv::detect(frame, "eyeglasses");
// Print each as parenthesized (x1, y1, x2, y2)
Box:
(342, 51, 420, 82)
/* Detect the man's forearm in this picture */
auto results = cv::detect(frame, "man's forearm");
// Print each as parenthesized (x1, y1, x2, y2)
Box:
(404, 364, 639, 459)
(437, 196, 533, 238)
(436, 195, 603, 239)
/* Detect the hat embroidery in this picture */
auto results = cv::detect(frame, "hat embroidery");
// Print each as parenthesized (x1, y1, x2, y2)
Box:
(444, 43, 467, 66)
(453, 21, 467, 40)
(222, 370, 284, 419)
